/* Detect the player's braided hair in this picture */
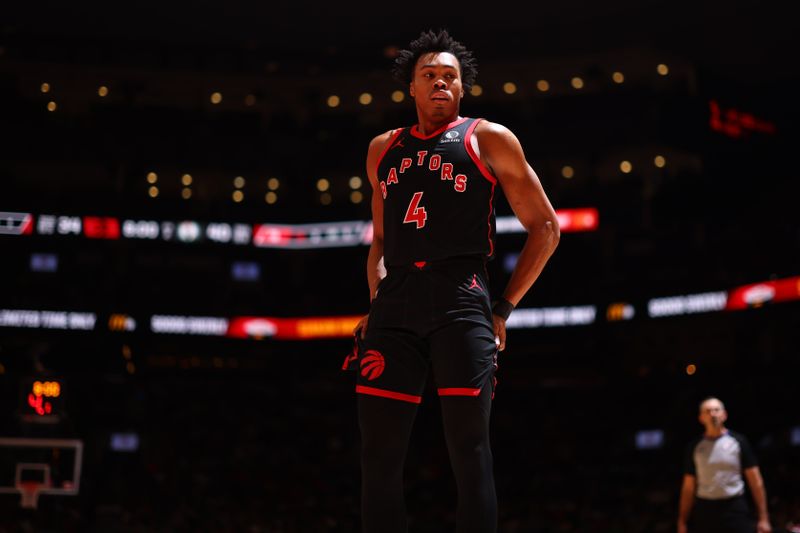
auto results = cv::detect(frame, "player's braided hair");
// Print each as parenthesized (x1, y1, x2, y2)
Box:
(392, 29, 478, 91)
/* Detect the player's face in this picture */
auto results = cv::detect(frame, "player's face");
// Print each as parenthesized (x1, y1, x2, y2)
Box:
(698, 399, 727, 428)
(409, 52, 464, 121)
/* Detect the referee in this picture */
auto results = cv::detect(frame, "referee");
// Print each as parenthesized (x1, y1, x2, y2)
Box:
(677, 396, 772, 533)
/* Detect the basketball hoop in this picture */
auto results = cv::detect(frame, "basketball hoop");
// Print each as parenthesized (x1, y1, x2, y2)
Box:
(14, 462, 51, 510)
(19, 481, 43, 509)
(0, 438, 83, 510)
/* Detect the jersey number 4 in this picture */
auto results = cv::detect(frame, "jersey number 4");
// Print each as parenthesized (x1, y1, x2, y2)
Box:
(403, 192, 428, 229)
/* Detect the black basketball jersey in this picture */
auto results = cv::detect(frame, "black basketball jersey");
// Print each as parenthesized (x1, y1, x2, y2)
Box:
(375, 117, 497, 266)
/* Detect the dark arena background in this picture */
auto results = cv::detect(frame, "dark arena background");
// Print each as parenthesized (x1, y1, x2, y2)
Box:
(1, 1, 799, 532)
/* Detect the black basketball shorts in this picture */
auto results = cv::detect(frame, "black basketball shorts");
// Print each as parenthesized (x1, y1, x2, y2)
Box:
(342, 257, 498, 404)
(691, 495, 755, 533)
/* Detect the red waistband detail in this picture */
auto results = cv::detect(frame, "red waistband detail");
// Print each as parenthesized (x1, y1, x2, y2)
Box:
(414, 261, 427, 269)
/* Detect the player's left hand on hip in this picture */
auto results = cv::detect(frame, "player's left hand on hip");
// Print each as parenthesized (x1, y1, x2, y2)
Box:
(354, 314, 369, 338)
(493, 315, 507, 351)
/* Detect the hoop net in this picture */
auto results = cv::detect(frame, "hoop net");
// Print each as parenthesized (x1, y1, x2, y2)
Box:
(19, 481, 43, 509)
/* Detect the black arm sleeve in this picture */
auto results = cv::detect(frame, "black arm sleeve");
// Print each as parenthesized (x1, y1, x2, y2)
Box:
(732, 431, 758, 469)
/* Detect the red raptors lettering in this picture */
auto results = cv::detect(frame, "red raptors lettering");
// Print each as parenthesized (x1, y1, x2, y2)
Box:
(441, 163, 453, 180)
(381, 152, 468, 196)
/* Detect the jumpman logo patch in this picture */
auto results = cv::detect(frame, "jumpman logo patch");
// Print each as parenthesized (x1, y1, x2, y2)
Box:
(468, 274, 483, 291)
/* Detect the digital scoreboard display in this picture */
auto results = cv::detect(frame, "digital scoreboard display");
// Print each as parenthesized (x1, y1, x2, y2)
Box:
(19, 377, 65, 423)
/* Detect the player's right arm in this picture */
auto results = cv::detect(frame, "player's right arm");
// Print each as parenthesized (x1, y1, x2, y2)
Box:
(677, 474, 696, 533)
(355, 130, 394, 337)
(366, 131, 393, 301)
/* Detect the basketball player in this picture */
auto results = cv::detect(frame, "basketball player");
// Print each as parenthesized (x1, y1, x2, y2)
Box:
(344, 29, 560, 532)
(677, 397, 772, 533)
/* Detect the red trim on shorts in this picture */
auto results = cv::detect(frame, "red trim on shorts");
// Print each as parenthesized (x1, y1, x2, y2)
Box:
(342, 352, 358, 370)
(437, 387, 482, 397)
(356, 385, 422, 404)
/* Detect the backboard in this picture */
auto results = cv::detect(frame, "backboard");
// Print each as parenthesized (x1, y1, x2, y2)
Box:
(0, 437, 83, 509)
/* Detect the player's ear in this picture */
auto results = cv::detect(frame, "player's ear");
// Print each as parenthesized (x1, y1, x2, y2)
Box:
(409, 83, 415, 97)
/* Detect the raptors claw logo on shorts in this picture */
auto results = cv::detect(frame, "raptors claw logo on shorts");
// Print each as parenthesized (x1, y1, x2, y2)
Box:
(360, 350, 385, 381)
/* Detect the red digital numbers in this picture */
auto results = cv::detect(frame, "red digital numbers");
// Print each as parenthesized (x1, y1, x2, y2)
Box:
(709, 100, 776, 139)
(26, 381, 61, 417)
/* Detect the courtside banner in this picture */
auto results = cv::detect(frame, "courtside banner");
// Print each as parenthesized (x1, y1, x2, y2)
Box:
(3, 209, 598, 249)
(227, 316, 362, 340)
(726, 276, 800, 310)
(252, 221, 373, 249)
(0, 309, 96, 330)
(0, 212, 34, 235)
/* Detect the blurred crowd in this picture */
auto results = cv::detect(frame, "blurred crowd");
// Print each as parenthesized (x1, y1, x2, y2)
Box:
(1, 334, 798, 533)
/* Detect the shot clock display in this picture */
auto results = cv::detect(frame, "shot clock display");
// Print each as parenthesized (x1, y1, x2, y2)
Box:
(20, 377, 65, 423)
